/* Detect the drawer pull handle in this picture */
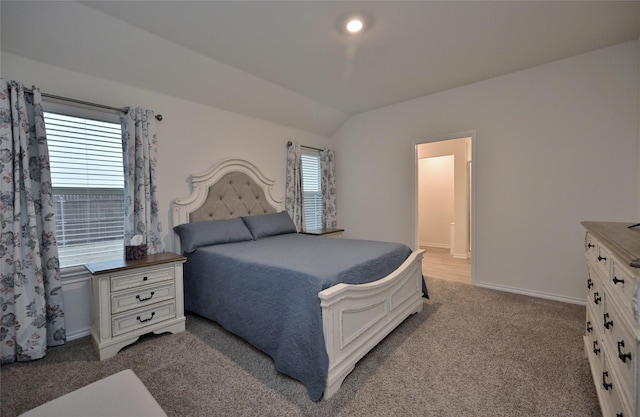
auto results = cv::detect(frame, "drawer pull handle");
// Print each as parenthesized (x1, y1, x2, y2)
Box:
(602, 371, 613, 390)
(136, 312, 156, 323)
(593, 292, 601, 304)
(617, 341, 632, 363)
(604, 313, 614, 329)
(597, 255, 607, 262)
(586, 321, 593, 333)
(142, 276, 149, 281)
(612, 276, 624, 285)
(587, 279, 593, 289)
(593, 341, 600, 355)
(587, 243, 595, 249)
(136, 291, 155, 302)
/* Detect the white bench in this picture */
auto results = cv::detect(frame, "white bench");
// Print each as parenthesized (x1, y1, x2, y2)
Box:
(19, 369, 167, 417)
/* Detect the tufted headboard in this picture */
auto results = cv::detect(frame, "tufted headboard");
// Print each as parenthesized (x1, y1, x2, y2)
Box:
(189, 171, 278, 222)
(171, 158, 284, 251)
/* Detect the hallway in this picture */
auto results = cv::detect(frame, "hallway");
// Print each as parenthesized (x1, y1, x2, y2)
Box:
(421, 246, 471, 284)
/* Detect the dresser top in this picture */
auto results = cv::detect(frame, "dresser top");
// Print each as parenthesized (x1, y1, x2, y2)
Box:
(582, 221, 640, 268)
(85, 252, 186, 275)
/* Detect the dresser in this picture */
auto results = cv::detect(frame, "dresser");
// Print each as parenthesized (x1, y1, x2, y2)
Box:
(582, 222, 640, 417)
(85, 252, 187, 360)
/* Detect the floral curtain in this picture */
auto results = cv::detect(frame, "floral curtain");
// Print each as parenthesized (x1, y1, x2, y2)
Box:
(285, 141, 303, 231)
(320, 149, 337, 228)
(0, 80, 66, 365)
(121, 108, 164, 254)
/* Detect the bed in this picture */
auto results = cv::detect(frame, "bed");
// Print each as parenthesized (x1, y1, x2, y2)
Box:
(171, 158, 426, 400)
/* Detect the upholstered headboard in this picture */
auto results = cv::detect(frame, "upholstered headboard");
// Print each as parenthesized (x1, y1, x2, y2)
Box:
(171, 158, 284, 251)
(188, 171, 278, 222)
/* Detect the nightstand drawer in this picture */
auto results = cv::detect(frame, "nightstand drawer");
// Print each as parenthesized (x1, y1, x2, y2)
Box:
(111, 281, 176, 315)
(111, 300, 176, 337)
(87, 252, 186, 360)
(110, 266, 175, 292)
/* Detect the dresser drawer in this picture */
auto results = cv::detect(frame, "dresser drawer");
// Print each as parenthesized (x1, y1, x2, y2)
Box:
(595, 244, 612, 279)
(582, 224, 640, 417)
(111, 300, 176, 337)
(110, 265, 175, 292)
(111, 281, 176, 315)
(610, 260, 638, 317)
(585, 305, 604, 370)
(585, 233, 599, 262)
(602, 354, 633, 417)
(587, 265, 605, 319)
(602, 301, 638, 408)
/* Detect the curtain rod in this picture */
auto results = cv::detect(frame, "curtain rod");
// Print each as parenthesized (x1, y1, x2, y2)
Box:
(24, 89, 163, 121)
(286, 141, 323, 152)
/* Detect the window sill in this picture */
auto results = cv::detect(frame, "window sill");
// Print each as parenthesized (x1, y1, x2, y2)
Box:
(60, 264, 92, 283)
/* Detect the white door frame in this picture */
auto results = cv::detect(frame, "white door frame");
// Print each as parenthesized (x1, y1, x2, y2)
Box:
(413, 131, 477, 284)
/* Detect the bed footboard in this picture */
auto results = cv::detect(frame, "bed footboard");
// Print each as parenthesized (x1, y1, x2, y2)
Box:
(319, 249, 425, 399)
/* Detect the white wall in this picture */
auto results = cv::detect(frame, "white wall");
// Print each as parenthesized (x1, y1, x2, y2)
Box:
(1, 52, 331, 338)
(333, 41, 639, 303)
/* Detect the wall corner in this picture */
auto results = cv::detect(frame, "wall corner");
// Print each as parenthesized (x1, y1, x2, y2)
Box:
(637, 36, 640, 217)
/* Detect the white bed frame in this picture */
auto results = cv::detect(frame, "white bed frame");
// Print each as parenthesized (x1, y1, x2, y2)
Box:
(172, 158, 425, 399)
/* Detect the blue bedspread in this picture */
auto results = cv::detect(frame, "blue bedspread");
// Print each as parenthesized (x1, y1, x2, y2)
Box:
(183, 233, 418, 401)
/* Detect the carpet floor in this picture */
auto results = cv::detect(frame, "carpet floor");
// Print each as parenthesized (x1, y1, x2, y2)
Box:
(1, 277, 600, 417)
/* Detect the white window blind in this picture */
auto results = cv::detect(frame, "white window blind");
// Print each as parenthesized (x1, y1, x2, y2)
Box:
(301, 152, 322, 231)
(44, 111, 125, 267)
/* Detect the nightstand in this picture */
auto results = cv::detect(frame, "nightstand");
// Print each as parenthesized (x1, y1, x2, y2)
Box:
(300, 228, 345, 238)
(85, 252, 187, 360)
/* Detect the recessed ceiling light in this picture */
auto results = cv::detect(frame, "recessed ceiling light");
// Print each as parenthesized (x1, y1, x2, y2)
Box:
(338, 12, 371, 35)
(346, 18, 364, 34)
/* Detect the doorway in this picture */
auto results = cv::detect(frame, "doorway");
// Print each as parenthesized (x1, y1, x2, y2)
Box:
(415, 135, 474, 284)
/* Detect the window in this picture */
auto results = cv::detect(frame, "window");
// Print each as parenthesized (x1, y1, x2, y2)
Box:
(301, 150, 322, 231)
(44, 110, 125, 268)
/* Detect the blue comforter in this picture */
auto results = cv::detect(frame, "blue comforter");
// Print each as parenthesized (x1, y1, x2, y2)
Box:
(183, 233, 416, 401)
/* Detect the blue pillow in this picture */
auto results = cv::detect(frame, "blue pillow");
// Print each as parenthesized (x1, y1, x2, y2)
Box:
(173, 218, 254, 253)
(242, 211, 297, 239)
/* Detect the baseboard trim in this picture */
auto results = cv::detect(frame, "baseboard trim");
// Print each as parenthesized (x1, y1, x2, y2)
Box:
(66, 327, 91, 341)
(474, 281, 586, 305)
(420, 242, 450, 249)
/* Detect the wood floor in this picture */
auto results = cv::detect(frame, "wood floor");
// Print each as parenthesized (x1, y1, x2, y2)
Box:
(421, 246, 471, 284)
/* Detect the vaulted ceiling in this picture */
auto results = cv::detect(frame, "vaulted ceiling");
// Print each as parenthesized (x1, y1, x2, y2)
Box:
(2, 1, 640, 135)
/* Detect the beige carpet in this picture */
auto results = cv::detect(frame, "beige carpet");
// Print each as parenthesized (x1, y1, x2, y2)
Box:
(1, 278, 600, 417)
